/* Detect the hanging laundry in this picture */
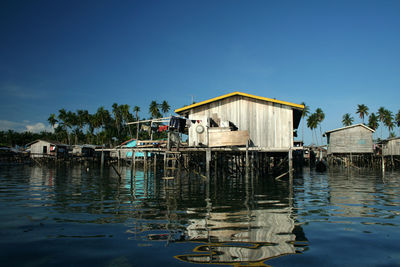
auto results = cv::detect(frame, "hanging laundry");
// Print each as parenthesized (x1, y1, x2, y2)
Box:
(158, 125, 168, 132)
(178, 118, 186, 133)
(141, 125, 151, 134)
(169, 116, 180, 129)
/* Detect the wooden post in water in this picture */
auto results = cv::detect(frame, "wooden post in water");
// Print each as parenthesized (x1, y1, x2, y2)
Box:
(214, 152, 218, 181)
(136, 123, 139, 141)
(101, 148, 104, 167)
(131, 149, 134, 185)
(150, 121, 153, 140)
(167, 132, 171, 151)
(153, 153, 157, 177)
(206, 148, 211, 178)
(288, 148, 293, 174)
(245, 140, 249, 177)
(163, 152, 167, 174)
(118, 149, 121, 170)
(144, 151, 148, 174)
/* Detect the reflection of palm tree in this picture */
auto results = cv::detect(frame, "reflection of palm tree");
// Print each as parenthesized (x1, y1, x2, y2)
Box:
(356, 104, 369, 124)
(300, 102, 309, 142)
(342, 113, 354, 126)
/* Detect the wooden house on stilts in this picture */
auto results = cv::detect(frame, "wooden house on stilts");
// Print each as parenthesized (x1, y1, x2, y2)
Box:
(324, 124, 375, 167)
(379, 137, 400, 169)
(174, 92, 304, 175)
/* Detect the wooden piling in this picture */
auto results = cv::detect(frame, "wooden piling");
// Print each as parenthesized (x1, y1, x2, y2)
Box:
(206, 148, 211, 178)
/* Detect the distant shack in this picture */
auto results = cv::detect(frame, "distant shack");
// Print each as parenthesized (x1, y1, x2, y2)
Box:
(324, 124, 375, 155)
(26, 139, 69, 158)
(175, 92, 304, 152)
(381, 137, 400, 156)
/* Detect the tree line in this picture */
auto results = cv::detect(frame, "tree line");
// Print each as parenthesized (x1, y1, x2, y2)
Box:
(342, 105, 400, 139)
(301, 102, 400, 146)
(0, 101, 171, 148)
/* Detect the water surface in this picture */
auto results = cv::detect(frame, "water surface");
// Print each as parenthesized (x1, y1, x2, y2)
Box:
(0, 165, 399, 266)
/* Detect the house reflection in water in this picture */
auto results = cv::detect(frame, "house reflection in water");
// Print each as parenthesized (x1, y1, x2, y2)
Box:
(175, 205, 307, 265)
(121, 166, 308, 265)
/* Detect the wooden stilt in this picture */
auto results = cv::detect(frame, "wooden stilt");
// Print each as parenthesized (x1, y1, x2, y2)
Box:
(206, 148, 211, 178)
(288, 148, 293, 174)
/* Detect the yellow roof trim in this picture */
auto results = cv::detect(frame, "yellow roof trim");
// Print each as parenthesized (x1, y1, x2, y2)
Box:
(174, 91, 304, 113)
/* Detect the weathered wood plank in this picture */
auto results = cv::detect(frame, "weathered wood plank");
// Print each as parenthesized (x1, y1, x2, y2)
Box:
(209, 130, 249, 147)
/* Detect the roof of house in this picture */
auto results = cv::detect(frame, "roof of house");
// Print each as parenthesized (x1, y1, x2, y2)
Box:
(379, 136, 400, 143)
(120, 138, 136, 146)
(174, 91, 304, 114)
(324, 123, 375, 135)
(25, 139, 68, 147)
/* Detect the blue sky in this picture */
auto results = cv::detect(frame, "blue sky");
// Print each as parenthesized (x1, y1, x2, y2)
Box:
(1, 0, 400, 144)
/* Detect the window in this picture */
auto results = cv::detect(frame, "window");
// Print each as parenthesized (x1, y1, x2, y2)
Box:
(358, 139, 366, 145)
(43, 146, 47, 154)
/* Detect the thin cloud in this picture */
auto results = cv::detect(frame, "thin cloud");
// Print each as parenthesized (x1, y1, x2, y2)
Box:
(0, 120, 26, 132)
(1, 83, 44, 99)
(25, 122, 54, 133)
(0, 120, 54, 133)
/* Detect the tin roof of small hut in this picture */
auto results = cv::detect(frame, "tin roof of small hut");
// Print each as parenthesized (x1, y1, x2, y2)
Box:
(25, 139, 68, 147)
(324, 123, 375, 135)
(174, 91, 304, 114)
(377, 136, 400, 144)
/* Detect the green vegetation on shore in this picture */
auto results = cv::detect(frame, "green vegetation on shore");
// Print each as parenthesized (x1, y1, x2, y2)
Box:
(1, 101, 170, 148)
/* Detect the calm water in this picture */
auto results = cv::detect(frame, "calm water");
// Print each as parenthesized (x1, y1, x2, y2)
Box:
(0, 164, 399, 267)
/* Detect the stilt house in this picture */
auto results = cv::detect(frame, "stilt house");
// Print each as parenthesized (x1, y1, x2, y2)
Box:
(26, 139, 69, 158)
(381, 137, 400, 156)
(174, 92, 304, 151)
(324, 124, 375, 155)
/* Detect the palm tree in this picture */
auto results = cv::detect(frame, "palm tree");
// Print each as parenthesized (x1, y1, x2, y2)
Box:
(307, 113, 319, 146)
(149, 101, 161, 118)
(119, 104, 131, 137)
(342, 113, 354, 126)
(368, 113, 379, 131)
(315, 108, 325, 145)
(300, 102, 310, 142)
(57, 108, 70, 144)
(66, 111, 78, 144)
(47, 113, 58, 130)
(133, 106, 140, 121)
(356, 104, 369, 124)
(112, 103, 122, 138)
(396, 110, 400, 136)
(378, 107, 387, 138)
(384, 110, 394, 138)
(86, 113, 96, 143)
(161, 100, 170, 116)
(96, 106, 108, 129)
(76, 109, 90, 144)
